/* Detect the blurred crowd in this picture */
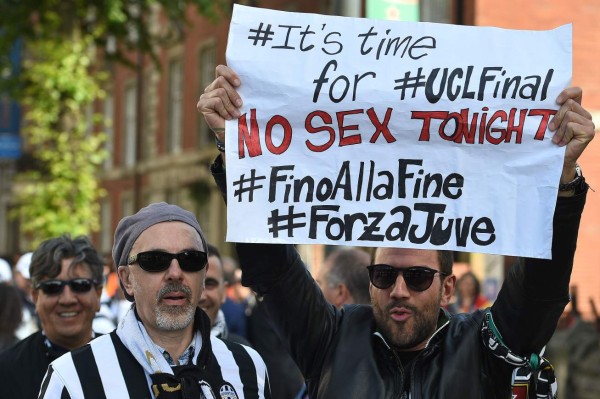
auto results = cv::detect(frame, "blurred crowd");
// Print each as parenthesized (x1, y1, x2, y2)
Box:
(3, 242, 599, 398)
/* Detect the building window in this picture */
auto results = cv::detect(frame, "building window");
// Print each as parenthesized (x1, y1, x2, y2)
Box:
(103, 93, 114, 170)
(141, 69, 156, 160)
(167, 58, 183, 153)
(124, 83, 137, 167)
(420, 0, 453, 23)
(197, 43, 216, 146)
(121, 195, 134, 219)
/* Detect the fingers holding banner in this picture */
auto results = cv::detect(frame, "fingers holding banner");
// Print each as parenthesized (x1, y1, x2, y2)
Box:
(197, 65, 243, 143)
(549, 87, 595, 182)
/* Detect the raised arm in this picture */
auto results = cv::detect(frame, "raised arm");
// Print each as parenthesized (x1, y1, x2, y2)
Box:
(491, 86, 595, 355)
(200, 65, 342, 378)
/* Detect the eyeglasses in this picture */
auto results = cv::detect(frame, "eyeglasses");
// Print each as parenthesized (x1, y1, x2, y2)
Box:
(128, 250, 208, 273)
(35, 278, 97, 296)
(367, 264, 447, 291)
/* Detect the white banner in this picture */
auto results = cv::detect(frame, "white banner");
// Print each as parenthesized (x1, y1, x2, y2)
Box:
(224, 4, 572, 259)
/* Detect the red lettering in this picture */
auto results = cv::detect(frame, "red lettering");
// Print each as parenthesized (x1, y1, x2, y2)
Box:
(528, 109, 556, 141)
(412, 111, 448, 141)
(457, 108, 479, 144)
(265, 115, 292, 155)
(486, 110, 507, 145)
(238, 109, 262, 158)
(439, 111, 462, 142)
(305, 110, 335, 152)
(368, 107, 395, 143)
(506, 108, 527, 144)
(337, 109, 363, 147)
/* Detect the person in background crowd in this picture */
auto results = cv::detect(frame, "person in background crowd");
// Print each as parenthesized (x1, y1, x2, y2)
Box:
(0, 257, 12, 283)
(221, 261, 252, 339)
(222, 255, 238, 285)
(0, 235, 104, 399)
(13, 252, 39, 339)
(200, 65, 594, 398)
(546, 286, 600, 398)
(91, 261, 118, 334)
(0, 282, 23, 352)
(447, 271, 492, 314)
(316, 247, 371, 308)
(200, 243, 250, 345)
(39, 202, 270, 398)
(204, 246, 305, 398)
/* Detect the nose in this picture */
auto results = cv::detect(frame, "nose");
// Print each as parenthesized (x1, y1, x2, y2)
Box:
(58, 284, 78, 304)
(199, 289, 208, 304)
(165, 258, 184, 280)
(389, 272, 410, 299)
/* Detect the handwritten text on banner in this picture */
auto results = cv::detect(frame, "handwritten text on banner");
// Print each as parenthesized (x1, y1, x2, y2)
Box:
(224, 4, 571, 259)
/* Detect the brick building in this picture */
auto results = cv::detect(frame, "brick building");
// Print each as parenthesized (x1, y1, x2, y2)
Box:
(471, 0, 600, 323)
(97, 0, 598, 318)
(2, 0, 597, 318)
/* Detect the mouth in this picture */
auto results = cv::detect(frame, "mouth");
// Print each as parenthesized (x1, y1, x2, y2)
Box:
(58, 311, 79, 318)
(161, 292, 189, 306)
(389, 307, 412, 322)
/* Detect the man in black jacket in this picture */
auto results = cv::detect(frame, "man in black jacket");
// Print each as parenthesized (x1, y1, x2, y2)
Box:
(198, 65, 595, 398)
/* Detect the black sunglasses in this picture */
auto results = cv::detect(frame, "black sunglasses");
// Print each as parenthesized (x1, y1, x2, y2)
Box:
(367, 264, 447, 291)
(128, 250, 208, 273)
(35, 278, 97, 296)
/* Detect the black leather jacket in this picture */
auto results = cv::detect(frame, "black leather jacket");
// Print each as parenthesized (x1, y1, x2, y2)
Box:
(213, 161, 586, 398)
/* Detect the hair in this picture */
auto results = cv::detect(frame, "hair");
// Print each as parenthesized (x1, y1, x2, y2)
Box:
(371, 248, 454, 276)
(438, 250, 454, 276)
(206, 243, 225, 281)
(30, 235, 105, 288)
(206, 243, 222, 262)
(325, 248, 371, 305)
(0, 282, 22, 335)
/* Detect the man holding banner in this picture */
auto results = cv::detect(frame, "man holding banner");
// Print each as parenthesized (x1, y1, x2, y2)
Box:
(198, 6, 595, 399)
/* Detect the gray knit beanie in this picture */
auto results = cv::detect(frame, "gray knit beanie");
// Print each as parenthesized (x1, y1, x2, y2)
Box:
(112, 202, 207, 302)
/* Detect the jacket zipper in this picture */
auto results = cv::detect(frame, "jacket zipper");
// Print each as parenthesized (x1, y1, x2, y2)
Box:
(409, 319, 451, 399)
(375, 332, 407, 399)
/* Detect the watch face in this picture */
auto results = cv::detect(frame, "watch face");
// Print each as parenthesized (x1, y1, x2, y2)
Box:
(558, 164, 584, 192)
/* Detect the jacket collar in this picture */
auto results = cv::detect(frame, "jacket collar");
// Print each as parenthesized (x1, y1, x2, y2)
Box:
(373, 308, 451, 350)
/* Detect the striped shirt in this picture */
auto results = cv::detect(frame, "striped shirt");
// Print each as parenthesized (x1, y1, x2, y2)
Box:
(38, 331, 270, 399)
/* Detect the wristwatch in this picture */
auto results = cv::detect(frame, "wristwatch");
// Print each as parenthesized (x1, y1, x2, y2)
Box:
(558, 164, 587, 194)
(215, 137, 225, 153)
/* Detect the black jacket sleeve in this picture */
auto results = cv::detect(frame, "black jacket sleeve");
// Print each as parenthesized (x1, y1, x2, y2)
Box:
(212, 156, 340, 379)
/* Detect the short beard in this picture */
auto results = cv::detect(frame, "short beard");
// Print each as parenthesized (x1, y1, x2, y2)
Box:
(155, 282, 195, 331)
(372, 288, 442, 350)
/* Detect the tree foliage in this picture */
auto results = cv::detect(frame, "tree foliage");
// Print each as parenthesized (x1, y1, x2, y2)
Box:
(0, 0, 225, 246)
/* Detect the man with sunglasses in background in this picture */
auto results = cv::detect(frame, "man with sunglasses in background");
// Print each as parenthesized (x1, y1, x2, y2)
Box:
(0, 235, 104, 399)
(199, 65, 595, 398)
(38, 202, 270, 399)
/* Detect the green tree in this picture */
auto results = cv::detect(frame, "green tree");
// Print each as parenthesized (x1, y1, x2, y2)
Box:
(0, 0, 224, 246)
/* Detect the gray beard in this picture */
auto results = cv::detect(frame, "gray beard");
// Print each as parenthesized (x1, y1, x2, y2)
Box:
(156, 304, 195, 330)
(155, 283, 195, 331)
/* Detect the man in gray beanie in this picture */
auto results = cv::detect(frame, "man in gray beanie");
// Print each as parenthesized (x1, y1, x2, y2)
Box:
(39, 202, 270, 399)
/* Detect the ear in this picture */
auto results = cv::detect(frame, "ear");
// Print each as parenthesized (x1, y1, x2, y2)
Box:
(337, 284, 352, 307)
(32, 287, 39, 309)
(94, 285, 103, 312)
(117, 266, 135, 299)
(440, 274, 456, 308)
